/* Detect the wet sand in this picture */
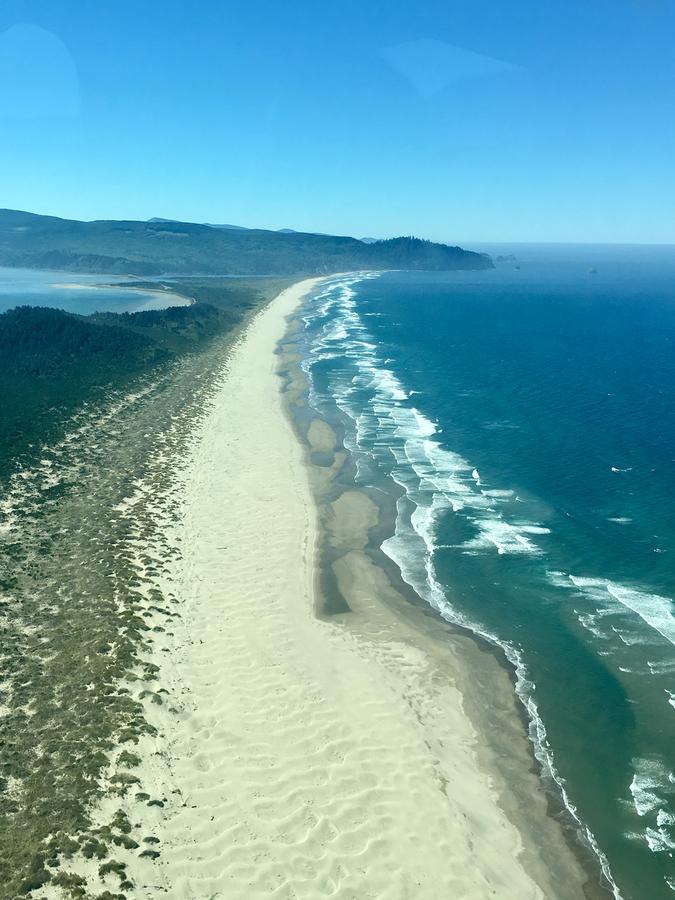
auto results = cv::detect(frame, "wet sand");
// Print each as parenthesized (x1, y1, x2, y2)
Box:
(57, 277, 592, 898)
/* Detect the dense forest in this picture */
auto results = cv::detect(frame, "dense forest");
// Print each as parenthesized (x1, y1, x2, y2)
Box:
(0, 277, 294, 476)
(0, 208, 493, 475)
(0, 209, 492, 276)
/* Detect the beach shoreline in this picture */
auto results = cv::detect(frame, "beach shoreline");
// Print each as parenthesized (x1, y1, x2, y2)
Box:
(47, 276, 593, 898)
(278, 281, 602, 899)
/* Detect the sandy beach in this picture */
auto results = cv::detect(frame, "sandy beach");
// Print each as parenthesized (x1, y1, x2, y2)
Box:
(62, 277, 592, 899)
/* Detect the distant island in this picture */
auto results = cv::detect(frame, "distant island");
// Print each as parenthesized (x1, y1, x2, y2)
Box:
(0, 209, 492, 276)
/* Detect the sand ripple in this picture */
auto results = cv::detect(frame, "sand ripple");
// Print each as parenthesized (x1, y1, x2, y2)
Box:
(70, 280, 583, 899)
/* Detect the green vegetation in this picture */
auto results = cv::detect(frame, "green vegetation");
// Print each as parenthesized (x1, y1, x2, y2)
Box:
(0, 208, 492, 276)
(0, 277, 294, 478)
(0, 216, 490, 895)
(0, 276, 293, 897)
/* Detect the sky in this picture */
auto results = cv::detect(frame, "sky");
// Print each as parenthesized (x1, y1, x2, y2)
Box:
(0, 0, 674, 245)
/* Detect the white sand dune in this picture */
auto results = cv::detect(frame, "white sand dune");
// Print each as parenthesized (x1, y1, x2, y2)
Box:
(81, 279, 586, 898)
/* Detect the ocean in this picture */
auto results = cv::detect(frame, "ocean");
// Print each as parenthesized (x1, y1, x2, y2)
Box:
(0, 266, 188, 314)
(293, 246, 675, 900)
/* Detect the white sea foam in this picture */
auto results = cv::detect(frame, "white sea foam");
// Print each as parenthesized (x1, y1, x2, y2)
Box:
(573, 577, 675, 648)
(511, 523, 550, 535)
(381, 513, 623, 897)
(549, 573, 675, 650)
(299, 273, 623, 898)
(461, 517, 546, 555)
(610, 625, 651, 647)
(627, 758, 675, 857)
(647, 659, 675, 675)
(324, 323, 348, 342)
(645, 828, 675, 853)
(625, 771, 675, 873)
(576, 613, 609, 640)
(630, 760, 667, 817)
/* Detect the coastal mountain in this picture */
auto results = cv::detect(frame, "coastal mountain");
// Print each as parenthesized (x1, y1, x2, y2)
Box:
(0, 209, 492, 276)
(148, 217, 250, 231)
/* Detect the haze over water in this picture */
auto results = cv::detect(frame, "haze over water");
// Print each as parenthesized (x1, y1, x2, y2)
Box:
(297, 246, 675, 900)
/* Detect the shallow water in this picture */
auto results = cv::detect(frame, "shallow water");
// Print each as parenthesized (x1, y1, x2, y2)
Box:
(294, 247, 675, 900)
(0, 266, 188, 314)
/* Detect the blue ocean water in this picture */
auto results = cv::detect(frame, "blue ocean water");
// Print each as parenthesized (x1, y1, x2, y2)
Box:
(0, 266, 188, 314)
(296, 246, 675, 900)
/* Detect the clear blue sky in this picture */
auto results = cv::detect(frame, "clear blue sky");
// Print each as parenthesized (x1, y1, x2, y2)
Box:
(1, 0, 674, 244)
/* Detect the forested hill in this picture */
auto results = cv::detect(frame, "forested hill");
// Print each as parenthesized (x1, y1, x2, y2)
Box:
(0, 209, 492, 276)
(0, 277, 294, 477)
